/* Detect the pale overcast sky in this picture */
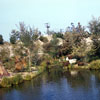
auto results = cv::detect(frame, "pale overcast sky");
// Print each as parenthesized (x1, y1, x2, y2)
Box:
(0, 0, 100, 41)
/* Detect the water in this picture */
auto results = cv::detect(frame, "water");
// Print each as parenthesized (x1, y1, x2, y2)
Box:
(0, 70, 100, 100)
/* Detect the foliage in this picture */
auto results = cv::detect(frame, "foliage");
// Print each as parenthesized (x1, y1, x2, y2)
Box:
(32, 53, 42, 66)
(24, 74, 31, 81)
(4, 59, 15, 70)
(51, 60, 63, 68)
(39, 36, 48, 42)
(43, 37, 60, 58)
(60, 33, 73, 56)
(0, 48, 10, 62)
(66, 22, 85, 34)
(87, 37, 100, 62)
(89, 60, 100, 69)
(88, 17, 100, 35)
(0, 35, 3, 44)
(0, 77, 11, 87)
(53, 32, 64, 39)
(32, 34, 38, 41)
(11, 74, 23, 85)
(40, 61, 47, 69)
(10, 35, 17, 44)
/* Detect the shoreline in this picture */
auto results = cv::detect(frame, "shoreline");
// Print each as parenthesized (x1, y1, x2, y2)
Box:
(0, 70, 43, 88)
(0, 64, 100, 88)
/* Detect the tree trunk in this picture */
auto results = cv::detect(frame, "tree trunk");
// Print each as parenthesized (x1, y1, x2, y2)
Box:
(28, 49, 31, 71)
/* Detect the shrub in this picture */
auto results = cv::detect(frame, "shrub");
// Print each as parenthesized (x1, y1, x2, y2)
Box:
(24, 75, 31, 81)
(32, 34, 38, 41)
(4, 60, 15, 70)
(0, 77, 11, 87)
(0, 35, 3, 44)
(53, 33, 64, 39)
(89, 60, 100, 69)
(11, 74, 23, 85)
(87, 37, 100, 62)
(51, 60, 63, 68)
(40, 61, 47, 70)
(10, 35, 16, 44)
(68, 64, 73, 69)
(39, 36, 48, 42)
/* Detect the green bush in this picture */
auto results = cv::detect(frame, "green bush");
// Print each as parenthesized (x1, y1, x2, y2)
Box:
(11, 74, 23, 85)
(0, 77, 12, 87)
(24, 75, 31, 81)
(40, 61, 47, 70)
(10, 35, 16, 44)
(4, 60, 15, 70)
(39, 36, 48, 42)
(53, 33, 64, 39)
(0, 35, 3, 44)
(32, 34, 38, 41)
(89, 60, 100, 69)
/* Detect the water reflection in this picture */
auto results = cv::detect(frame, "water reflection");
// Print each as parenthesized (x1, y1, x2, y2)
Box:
(0, 70, 100, 100)
(64, 70, 91, 90)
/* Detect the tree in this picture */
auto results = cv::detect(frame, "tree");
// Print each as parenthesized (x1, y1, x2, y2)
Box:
(43, 36, 60, 58)
(87, 37, 100, 62)
(0, 35, 3, 44)
(88, 17, 100, 35)
(10, 35, 16, 44)
(11, 22, 35, 69)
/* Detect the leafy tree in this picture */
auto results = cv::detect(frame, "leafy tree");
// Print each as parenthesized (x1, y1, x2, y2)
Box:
(11, 22, 35, 69)
(0, 35, 4, 44)
(10, 35, 16, 44)
(66, 22, 86, 34)
(87, 37, 100, 62)
(43, 37, 60, 58)
(88, 17, 100, 35)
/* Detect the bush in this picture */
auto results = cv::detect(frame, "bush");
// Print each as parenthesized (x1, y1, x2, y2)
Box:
(24, 75, 31, 81)
(0, 35, 3, 44)
(50, 60, 63, 69)
(4, 60, 15, 70)
(10, 35, 16, 44)
(11, 74, 23, 85)
(53, 33, 64, 39)
(0, 77, 11, 87)
(32, 34, 38, 41)
(40, 61, 47, 71)
(39, 36, 48, 42)
(89, 60, 100, 69)
(87, 37, 100, 62)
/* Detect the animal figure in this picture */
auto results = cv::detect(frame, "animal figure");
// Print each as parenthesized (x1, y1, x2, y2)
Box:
(66, 56, 77, 64)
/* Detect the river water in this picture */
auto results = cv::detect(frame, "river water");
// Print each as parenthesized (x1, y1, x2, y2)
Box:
(0, 70, 100, 100)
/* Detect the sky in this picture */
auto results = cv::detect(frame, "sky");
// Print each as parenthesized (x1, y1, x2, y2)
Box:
(0, 0, 100, 41)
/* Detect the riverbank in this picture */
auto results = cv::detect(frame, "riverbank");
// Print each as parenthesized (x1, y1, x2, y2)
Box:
(0, 59, 100, 88)
(0, 70, 43, 88)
